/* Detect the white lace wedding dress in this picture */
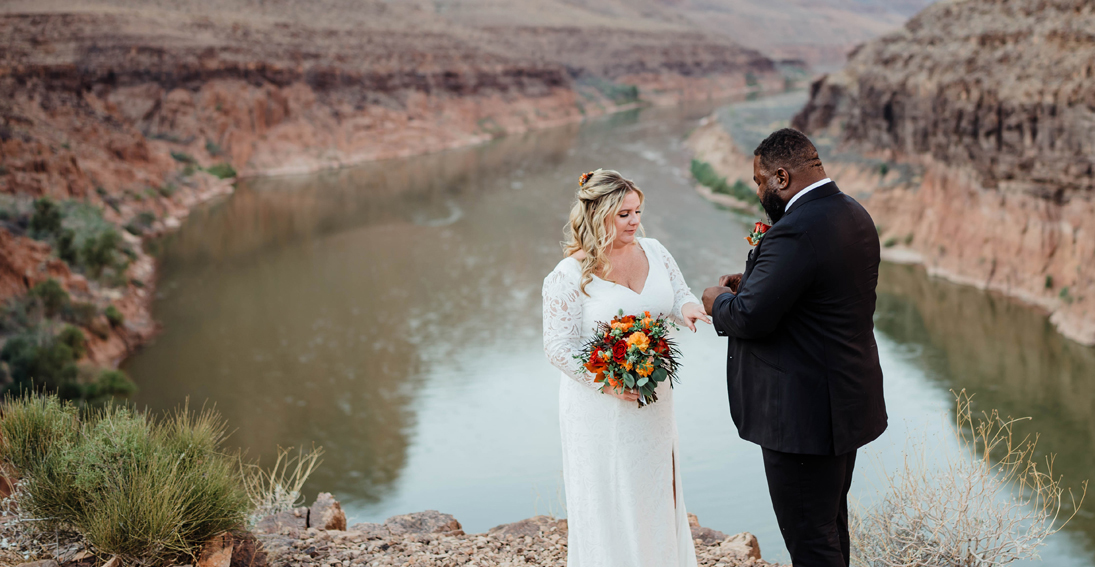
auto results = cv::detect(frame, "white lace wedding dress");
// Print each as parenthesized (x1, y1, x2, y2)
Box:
(542, 237, 700, 567)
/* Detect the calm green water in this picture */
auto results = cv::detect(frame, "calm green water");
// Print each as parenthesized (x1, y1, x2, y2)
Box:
(124, 94, 1095, 565)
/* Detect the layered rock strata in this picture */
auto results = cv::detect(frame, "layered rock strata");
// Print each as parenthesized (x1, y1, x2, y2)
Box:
(0, 0, 784, 369)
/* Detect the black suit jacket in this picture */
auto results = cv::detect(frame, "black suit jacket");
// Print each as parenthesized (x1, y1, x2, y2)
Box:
(712, 182, 887, 455)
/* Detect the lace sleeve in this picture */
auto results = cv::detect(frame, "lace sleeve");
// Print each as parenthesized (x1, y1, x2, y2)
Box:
(649, 239, 701, 324)
(542, 261, 596, 389)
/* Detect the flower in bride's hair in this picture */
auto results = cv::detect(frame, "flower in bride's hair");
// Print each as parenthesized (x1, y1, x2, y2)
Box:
(626, 331, 650, 352)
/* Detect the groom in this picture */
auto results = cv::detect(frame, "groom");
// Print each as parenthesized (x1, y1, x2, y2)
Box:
(702, 128, 887, 567)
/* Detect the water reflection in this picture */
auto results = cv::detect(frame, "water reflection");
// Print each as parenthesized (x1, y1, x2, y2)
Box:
(876, 262, 1095, 555)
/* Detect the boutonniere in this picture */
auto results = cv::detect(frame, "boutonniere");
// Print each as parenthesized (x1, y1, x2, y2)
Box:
(745, 222, 770, 247)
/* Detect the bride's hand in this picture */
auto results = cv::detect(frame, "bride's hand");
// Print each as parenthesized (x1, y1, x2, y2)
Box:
(681, 302, 712, 332)
(603, 385, 640, 403)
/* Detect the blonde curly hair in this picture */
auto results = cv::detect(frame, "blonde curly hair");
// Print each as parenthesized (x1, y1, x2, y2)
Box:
(563, 169, 645, 296)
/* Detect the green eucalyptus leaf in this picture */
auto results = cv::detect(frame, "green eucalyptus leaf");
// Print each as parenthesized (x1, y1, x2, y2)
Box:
(637, 377, 649, 387)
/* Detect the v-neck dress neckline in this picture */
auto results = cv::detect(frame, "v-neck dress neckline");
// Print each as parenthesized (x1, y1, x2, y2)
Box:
(590, 240, 653, 295)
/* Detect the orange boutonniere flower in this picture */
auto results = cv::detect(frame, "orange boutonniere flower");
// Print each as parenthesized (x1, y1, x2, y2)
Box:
(745, 221, 771, 247)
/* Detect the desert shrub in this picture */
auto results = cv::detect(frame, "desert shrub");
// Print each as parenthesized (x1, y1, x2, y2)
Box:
(0, 329, 80, 394)
(206, 163, 237, 179)
(578, 76, 640, 105)
(89, 370, 138, 399)
(170, 152, 196, 164)
(81, 229, 124, 278)
(205, 140, 222, 156)
(62, 301, 99, 328)
(28, 279, 69, 318)
(883, 237, 898, 248)
(29, 198, 62, 238)
(125, 211, 157, 236)
(158, 183, 177, 198)
(105, 305, 124, 327)
(851, 390, 1087, 567)
(0, 396, 279, 564)
(690, 159, 758, 204)
(56, 326, 87, 360)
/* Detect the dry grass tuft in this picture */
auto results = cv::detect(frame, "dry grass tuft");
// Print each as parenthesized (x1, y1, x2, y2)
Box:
(852, 389, 1088, 567)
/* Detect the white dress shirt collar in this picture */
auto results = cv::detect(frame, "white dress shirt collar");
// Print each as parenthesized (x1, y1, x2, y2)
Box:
(785, 178, 832, 213)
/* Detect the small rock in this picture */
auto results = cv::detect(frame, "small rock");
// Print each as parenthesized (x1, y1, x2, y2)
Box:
(383, 511, 462, 536)
(102, 557, 120, 567)
(310, 493, 347, 531)
(17, 561, 59, 567)
(197, 533, 234, 567)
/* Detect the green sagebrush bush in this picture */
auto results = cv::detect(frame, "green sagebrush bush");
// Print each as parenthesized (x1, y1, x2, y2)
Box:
(690, 159, 757, 205)
(0, 326, 136, 403)
(0, 396, 252, 564)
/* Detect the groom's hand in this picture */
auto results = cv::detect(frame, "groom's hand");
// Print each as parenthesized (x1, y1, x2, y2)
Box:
(719, 273, 742, 293)
(702, 285, 733, 315)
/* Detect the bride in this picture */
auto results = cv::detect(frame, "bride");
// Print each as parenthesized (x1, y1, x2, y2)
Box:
(542, 169, 710, 566)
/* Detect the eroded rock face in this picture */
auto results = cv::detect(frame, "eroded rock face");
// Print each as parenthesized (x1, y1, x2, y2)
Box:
(790, 0, 1095, 345)
(795, 0, 1095, 196)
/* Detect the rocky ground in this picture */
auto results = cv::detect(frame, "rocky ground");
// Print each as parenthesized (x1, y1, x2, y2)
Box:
(253, 495, 781, 567)
(0, 493, 783, 567)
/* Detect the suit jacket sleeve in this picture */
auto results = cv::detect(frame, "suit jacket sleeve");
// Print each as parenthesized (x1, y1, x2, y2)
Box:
(713, 228, 817, 339)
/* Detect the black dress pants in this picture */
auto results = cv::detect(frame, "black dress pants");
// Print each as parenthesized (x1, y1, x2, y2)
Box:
(762, 448, 857, 567)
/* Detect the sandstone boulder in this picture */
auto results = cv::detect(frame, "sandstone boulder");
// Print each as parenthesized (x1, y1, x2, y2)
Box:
(720, 532, 762, 560)
(383, 510, 463, 536)
(197, 532, 233, 567)
(309, 493, 346, 531)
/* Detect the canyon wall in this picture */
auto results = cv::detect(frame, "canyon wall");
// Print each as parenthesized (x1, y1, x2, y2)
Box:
(691, 0, 1095, 345)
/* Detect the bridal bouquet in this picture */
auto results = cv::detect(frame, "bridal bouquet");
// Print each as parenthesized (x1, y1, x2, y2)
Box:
(574, 310, 681, 407)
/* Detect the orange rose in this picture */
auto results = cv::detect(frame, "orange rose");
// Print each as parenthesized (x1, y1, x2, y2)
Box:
(626, 331, 650, 352)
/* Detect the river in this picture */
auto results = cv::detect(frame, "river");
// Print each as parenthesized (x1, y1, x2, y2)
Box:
(124, 93, 1095, 566)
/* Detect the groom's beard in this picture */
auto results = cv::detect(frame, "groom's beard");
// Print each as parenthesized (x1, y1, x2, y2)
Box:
(761, 184, 785, 224)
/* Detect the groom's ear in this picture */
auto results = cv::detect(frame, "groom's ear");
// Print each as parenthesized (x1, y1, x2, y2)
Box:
(774, 168, 791, 192)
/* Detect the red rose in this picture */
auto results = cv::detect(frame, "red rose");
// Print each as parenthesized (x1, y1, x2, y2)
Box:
(612, 341, 627, 363)
(754, 222, 770, 234)
(653, 339, 669, 355)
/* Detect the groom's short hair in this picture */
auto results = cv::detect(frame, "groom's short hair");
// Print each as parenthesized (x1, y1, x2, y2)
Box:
(754, 128, 823, 173)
